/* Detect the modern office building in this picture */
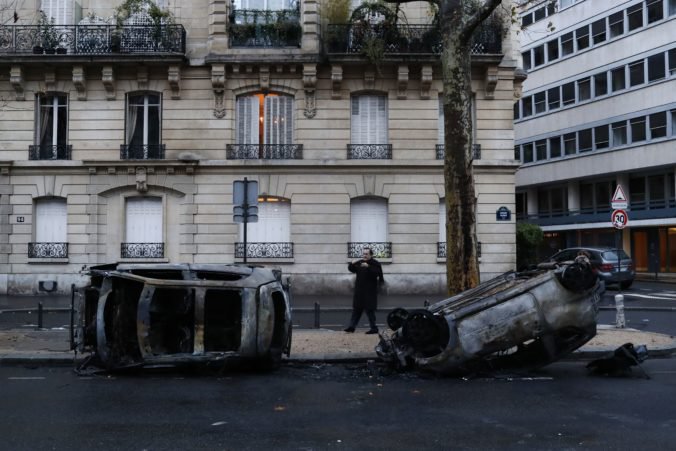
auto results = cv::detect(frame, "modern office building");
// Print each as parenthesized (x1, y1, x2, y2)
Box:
(0, 0, 521, 294)
(515, 0, 676, 273)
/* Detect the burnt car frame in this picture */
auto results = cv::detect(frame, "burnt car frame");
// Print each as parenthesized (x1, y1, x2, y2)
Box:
(73, 263, 292, 371)
(377, 262, 600, 375)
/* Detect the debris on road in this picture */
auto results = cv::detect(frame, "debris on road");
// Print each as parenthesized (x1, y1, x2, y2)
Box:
(586, 343, 650, 379)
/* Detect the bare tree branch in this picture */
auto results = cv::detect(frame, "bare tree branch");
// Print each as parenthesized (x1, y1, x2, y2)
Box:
(460, 0, 503, 42)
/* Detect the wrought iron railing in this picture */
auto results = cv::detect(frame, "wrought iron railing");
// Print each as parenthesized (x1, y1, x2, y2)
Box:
(435, 144, 481, 160)
(0, 24, 186, 54)
(121, 242, 165, 258)
(28, 242, 68, 258)
(235, 242, 294, 259)
(437, 242, 446, 258)
(326, 21, 502, 55)
(229, 8, 302, 47)
(347, 144, 392, 159)
(120, 144, 165, 160)
(28, 144, 72, 160)
(347, 242, 392, 259)
(226, 144, 303, 160)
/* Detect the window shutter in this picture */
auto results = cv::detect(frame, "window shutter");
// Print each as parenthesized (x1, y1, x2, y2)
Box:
(351, 95, 387, 144)
(350, 96, 361, 144)
(351, 198, 388, 242)
(126, 197, 162, 243)
(438, 97, 444, 145)
(41, 0, 73, 25)
(236, 96, 260, 144)
(35, 199, 67, 242)
(264, 95, 293, 144)
(242, 199, 290, 242)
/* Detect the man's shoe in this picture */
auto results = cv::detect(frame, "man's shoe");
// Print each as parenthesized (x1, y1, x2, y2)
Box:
(365, 329, 378, 334)
(344, 327, 355, 333)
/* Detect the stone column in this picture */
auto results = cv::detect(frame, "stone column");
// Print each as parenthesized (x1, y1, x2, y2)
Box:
(208, 0, 229, 54)
(301, 0, 319, 54)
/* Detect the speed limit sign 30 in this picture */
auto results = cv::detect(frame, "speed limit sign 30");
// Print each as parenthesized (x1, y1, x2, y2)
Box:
(611, 209, 628, 229)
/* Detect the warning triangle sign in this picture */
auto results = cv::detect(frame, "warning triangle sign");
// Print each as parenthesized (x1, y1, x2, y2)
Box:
(612, 185, 627, 203)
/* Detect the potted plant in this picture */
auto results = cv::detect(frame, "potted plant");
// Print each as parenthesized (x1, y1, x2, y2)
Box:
(36, 11, 59, 54)
(113, 0, 175, 51)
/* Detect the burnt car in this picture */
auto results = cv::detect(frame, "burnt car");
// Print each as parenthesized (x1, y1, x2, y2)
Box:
(73, 263, 292, 371)
(545, 247, 635, 289)
(377, 261, 600, 375)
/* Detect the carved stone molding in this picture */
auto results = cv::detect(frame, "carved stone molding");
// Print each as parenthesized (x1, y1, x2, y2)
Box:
(259, 65, 270, 91)
(168, 65, 181, 99)
(9, 66, 24, 101)
(211, 64, 226, 119)
(331, 65, 342, 99)
(364, 70, 375, 90)
(303, 63, 317, 119)
(513, 67, 528, 100)
(135, 167, 148, 193)
(102, 66, 115, 100)
(44, 69, 56, 92)
(420, 65, 433, 99)
(137, 66, 149, 91)
(72, 66, 86, 100)
(397, 65, 409, 100)
(485, 66, 499, 100)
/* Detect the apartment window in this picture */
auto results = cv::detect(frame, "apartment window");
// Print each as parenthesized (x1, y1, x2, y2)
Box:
(649, 174, 667, 207)
(609, 11, 624, 38)
(514, 145, 521, 160)
(40, 0, 78, 24)
(351, 95, 387, 144)
(611, 67, 626, 92)
(350, 197, 389, 258)
(548, 87, 560, 110)
(612, 121, 628, 146)
(549, 136, 562, 158)
(672, 110, 676, 135)
(647, 53, 666, 81)
(522, 13, 534, 27)
(630, 176, 646, 209)
(649, 112, 667, 138)
(534, 6, 546, 22)
(513, 102, 520, 120)
(575, 25, 590, 50)
(533, 45, 545, 67)
(630, 117, 647, 142)
(647, 0, 664, 23)
(522, 51, 532, 70)
(563, 133, 576, 155)
(522, 96, 533, 117)
(629, 60, 645, 86)
(627, 3, 644, 31)
(591, 19, 606, 45)
(577, 77, 591, 101)
(236, 93, 294, 145)
(547, 39, 559, 62)
(522, 143, 533, 163)
(562, 82, 575, 105)
(36, 94, 68, 150)
(535, 139, 547, 160)
(669, 49, 676, 74)
(126, 93, 161, 148)
(534, 92, 546, 114)
(235, 0, 296, 9)
(561, 32, 574, 56)
(594, 72, 608, 96)
(670, 0, 676, 15)
(239, 197, 292, 258)
(594, 125, 610, 149)
(538, 187, 567, 217)
(125, 197, 163, 257)
(34, 198, 67, 254)
(578, 129, 592, 152)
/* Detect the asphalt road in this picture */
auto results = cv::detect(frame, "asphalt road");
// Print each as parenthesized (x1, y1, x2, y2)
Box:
(1, 359, 675, 450)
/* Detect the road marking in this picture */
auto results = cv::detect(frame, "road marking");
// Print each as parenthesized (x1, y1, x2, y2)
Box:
(623, 293, 676, 301)
(8, 377, 45, 380)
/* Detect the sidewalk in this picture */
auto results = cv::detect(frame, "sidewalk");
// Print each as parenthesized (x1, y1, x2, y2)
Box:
(1, 325, 674, 366)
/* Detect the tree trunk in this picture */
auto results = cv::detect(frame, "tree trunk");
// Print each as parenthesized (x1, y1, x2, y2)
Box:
(441, 25, 479, 296)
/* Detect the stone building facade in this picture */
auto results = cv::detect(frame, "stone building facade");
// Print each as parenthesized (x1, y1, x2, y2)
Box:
(0, 0, 521, 294)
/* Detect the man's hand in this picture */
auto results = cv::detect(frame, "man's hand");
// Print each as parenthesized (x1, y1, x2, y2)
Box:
(360, 262, 368, 267)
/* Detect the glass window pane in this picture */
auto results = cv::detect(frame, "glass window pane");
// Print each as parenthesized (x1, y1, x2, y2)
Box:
(672, 110, 676, 135)
(627, 4, 644, 31)
(594, 72, 608, 96)
(580, 183, 594, 210)
(647, 0, 664, 23)
(535, 139, 547, 160)
(522, 51, 532, 70)
(522, 96, 533, 117)
(549, 136, 562, 158)
(649, 111, 667, 138)
(579, 128, 592, 152)
(534, 92, 546, 113)
(669, 49, 676, 74)
(612, 121, 627, 146)
(649, 175, 666, 205)
(148, 105, 160, 145)
(57, 103, 67, 145)
(578, 77, 591, 101)
(594, 125, 609, 149)
(611, 67, 625, 92)
(647, 53, 666, 81)
(533, 45, 545, 67)
(562, 82, 575, 105)
(523, 142, 534, 163)
(575, 26, 589, 50)
(522, 13, 534, 27)
(534, 6, 546, 22)
(547, 39, 559, 61)
(513, 102, 520, 120)
(548, 87, 560, 110)
(629, 60, 645, 86)
(129, 106, 145, 146)
(591, 19, 606, 44)
(561, 32, 574, 56)
(514, 145, 521, 160)
(671, 0, 676, 16)
(630, 117, 647, 142)
(564, 133, 576, 155)
(609, 11, 624, 38)
(630, 177, 646, 207)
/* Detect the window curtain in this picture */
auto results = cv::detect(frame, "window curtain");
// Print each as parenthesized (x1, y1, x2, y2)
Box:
(38, 96, 52, 146)
(126, 98, 139, 145)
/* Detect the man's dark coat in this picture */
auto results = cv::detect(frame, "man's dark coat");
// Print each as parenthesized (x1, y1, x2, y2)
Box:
(348, 259, 384, 311)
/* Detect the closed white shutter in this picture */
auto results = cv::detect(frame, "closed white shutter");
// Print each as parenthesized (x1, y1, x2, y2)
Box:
(41, 0, 73, 24)
(439, 199, 446, 242)
(438, 97, 444, 145)
(264, 95, 293, 144)
(242, 199, 290, 242)
(351, 95, 387, 144)
(351, 198, 388, 242)
(35, 199, 67, 242)
(236, 96, 260, 144)
(126, 197, 162, 243)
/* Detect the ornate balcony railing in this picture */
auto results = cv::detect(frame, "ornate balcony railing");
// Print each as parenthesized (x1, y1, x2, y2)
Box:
(0, 24, 186, 55)
(229, 8, 302, 48)
(347, 144, 392, 159)
(226, 144, 303, 160)
(235, 242, 294, 259)
(28, 242, 68, 258)
(435, 144, 481, 160)
(121, 243, 165, 259)
(347, 242, 392, 259)
(437, 242, 446, 258)
(120, 144, 165, 160)
(326, 21, 502, 55)
(28, 144, 72, 160)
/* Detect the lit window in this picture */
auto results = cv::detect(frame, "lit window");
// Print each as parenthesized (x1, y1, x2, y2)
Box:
(236, 93, 294, 145)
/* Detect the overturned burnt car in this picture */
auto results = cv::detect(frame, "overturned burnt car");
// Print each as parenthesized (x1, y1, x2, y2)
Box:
(377, 261, 600, 375)
(73, 263, 292, 371)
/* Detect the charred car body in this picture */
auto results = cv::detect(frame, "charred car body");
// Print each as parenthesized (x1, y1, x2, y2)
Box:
(73, 263, 292, 371)
(377, 262, 600, 375)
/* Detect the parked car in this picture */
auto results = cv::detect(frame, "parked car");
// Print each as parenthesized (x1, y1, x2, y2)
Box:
(73, 263, 292, 371)
(544, 247, 635, 289)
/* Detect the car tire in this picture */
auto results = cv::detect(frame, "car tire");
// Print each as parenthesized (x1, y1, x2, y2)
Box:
(620, 280, 633, 290)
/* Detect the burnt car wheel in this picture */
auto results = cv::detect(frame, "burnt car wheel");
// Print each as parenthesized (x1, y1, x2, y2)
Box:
(620, 280, 633, 290)
(402, 310, 449, 358)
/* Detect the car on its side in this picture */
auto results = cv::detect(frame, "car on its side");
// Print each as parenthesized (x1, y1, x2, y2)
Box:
(545, 247, 635, 289)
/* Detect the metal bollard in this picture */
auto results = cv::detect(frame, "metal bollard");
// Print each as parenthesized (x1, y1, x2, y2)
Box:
(314, 302, 320, 329)
(615, 294, 625, 328)
(37, 301, 44, 330)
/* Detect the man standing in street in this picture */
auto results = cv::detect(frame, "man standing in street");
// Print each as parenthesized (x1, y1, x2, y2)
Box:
(344, 247, 384, 334)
